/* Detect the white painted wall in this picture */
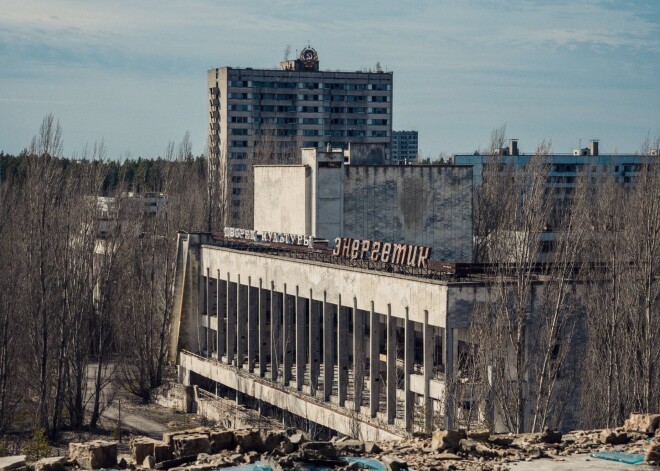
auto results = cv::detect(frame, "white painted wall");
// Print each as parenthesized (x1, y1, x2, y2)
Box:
(254, 165, 310, 234)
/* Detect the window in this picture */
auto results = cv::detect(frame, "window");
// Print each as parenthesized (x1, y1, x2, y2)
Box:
(232, 188, 242, 195)
(369, 83, 390, 91)
(231, 128, 248, 135)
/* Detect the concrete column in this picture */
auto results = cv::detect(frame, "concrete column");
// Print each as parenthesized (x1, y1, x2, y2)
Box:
(386, 304, 396, 424)
(282, 284, 293, 386)
(205, 269, 210, 357)
(352, 298, 364, 412)
(369, 301, 380, 418)
(337, 295, 348, 406)
(323, 292, 333, 401)
(295, 287, 306, 391)
(444, 324, 455, 429)
(423, 310, 434, 432)
(226, 273, 236, 365)
(236, 275, 247, 368)
(178, 366, 191, 386)
(258, 279, 268, 377)
(309, 290, 320, 396)
(247, 277, 258, 373)
(217, 271, 226, 360)
(404, 307, 414, 431)
(270, 281, 279, 382)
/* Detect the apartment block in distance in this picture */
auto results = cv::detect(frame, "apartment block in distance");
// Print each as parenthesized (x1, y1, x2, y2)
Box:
(208, 47, 393, 226)
(391, 130, 418, 163)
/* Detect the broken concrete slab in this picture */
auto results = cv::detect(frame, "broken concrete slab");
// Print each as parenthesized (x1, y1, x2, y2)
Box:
(69, 441, 117, 470)
(0, 456, 26, 471)
(33, 457, 66, 471)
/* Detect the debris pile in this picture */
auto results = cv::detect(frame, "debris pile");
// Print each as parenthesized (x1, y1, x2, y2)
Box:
(6, 412, 659, 470)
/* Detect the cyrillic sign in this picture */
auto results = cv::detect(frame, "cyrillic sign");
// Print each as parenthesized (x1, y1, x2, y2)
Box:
(224, 227, 313, 248)
(332, 237, 432, 268)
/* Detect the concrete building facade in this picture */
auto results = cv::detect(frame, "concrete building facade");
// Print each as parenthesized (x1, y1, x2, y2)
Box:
(391, 130, 418, 163)
(453, 139, 659, 188)
(253, 148, 473, 262)
(168, 232, 587, 439)
(169, 232, 486, 440)
(208, 47, 393, 225)
(454, 139, 660, 258)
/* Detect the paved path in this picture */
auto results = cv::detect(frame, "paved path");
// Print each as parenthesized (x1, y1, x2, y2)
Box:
(103, 404, 168, 439)
(86, 363, 168, 440)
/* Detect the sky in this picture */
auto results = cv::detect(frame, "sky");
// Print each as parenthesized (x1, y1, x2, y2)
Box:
(1, 0, 659, 159)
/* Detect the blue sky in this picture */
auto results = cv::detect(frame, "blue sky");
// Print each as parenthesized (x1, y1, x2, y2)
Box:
(1, 0, 659, 158)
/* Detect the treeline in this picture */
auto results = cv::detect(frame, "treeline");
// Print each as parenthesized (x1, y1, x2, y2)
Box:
(0, 150, 206, 195)
(454, 127, 660, 433)
(0, 115, 211, 438)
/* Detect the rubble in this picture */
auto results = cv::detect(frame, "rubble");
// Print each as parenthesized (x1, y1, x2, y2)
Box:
(599, 428, 630, 445)
(646, 442, 660, 465)
(625, 413, 660, 434)
(431, 429, 466, 451)
(69, 440, 117, 470)
(33, 457, 66, 471)
(15, 410, 660, 470)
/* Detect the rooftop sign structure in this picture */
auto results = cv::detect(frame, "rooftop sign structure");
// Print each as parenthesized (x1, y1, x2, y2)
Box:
(224, 227, 313, 248)
(332, 237, 432, 269)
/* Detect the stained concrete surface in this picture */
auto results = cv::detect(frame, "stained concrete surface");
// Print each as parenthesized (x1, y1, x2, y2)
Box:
(509, 454, 654, 470)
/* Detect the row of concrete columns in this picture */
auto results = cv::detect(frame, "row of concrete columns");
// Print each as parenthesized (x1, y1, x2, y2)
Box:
(200, 272, 455, 432)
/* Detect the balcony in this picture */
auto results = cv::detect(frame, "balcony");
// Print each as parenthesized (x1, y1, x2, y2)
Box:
(210, 111, 219, 118)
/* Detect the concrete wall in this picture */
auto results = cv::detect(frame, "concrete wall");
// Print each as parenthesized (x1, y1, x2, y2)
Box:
(181, 352, 404, 441)
(343, 165, 473, 262)
(254, 165, 310, 235)
(200, 245, 452, 327)
(301, 148, 344, 242)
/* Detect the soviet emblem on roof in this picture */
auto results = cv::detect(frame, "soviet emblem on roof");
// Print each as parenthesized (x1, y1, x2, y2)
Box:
(299, 47, 318, 69)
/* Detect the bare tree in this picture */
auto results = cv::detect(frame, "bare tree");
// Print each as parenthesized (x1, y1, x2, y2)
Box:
(579, 133, 660, 428)
(469, 140, 589, 432)
(118, 133, 207, 400)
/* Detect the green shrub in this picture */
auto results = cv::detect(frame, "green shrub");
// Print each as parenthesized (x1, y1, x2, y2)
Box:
(23, 429, 50, 461)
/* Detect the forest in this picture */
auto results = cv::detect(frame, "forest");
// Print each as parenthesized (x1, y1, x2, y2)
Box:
(0, 115, 211, 441)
